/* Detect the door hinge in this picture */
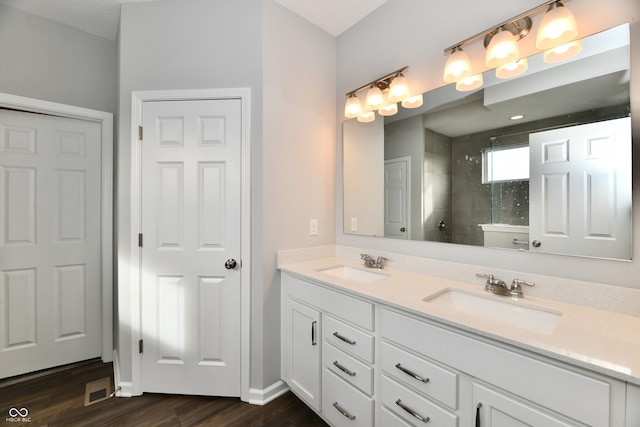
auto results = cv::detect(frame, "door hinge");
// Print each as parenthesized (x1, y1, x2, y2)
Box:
(138, 125, 143, 140)
(138, 233, 143, 247)
(139, 339, 143, 354)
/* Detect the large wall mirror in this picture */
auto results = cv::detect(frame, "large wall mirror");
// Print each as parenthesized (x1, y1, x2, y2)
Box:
(343, 24, 632, 260)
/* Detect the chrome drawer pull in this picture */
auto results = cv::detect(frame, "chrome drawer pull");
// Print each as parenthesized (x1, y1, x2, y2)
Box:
(395, 399, 430, 423)
(476, 402, 483, 427)
(395, 363, 430, 383)
(333, 402, 356, 420)
(311, 321, 317, 346)
(333, 332, 356, 345)
(333, 360, 356, 377)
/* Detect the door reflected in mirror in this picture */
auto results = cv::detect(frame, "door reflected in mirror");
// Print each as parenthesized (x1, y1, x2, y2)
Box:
(343, 24, 632, 260)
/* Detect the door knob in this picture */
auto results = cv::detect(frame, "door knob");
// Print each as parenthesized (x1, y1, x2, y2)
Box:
(225, 259, 238, 269)
(532, 240, 541, 248)
(400, 227, 406, 232)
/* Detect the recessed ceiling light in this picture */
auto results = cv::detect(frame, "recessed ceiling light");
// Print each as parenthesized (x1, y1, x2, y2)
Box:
(510, 114, 525, 120)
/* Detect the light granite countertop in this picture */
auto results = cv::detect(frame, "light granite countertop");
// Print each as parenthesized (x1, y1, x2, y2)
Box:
(279, 256, 640, 386)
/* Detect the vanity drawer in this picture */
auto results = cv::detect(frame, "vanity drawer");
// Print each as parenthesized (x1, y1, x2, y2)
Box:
(381, 375, 457, 427)
(323, 369, 374, 427)
(325, 315, 374, 363)
(379, 406, 412, 427)
(381, 341, 457, 409)
(381, 308, 615, 427)
(284, 274, 374, 330)
(324, 341, 373, 395)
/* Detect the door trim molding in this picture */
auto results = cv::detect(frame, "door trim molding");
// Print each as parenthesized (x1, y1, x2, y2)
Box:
(129, 88, 251, 400)
(0, 92, 114, 364)
(384, 156, 412, 239)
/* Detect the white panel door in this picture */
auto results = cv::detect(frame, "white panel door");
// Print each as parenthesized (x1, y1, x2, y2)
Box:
(0, 109, 102, 378)
(384, 158, 410, 239)
(473, 383, 574, 427)
(529, 117, 631, 258)
(287, 299, 321, 411)
(140, 99, 241, 396)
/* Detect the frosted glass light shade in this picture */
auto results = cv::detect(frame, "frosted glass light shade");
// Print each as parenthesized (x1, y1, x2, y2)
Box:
(364, 85, 384, 110)
(456, 73, 483, 92)
(443, 48, 472, 83)
(378, 102, 398, 116)
(402, 94, 423, 109)
(388, 74, 410, 102)
(536, 2, 578, 50)
(496, 58, 528, 79)
(543, 39, 582, 63)
(344, 94, 362, 119)
(357, 111, 376, 123)
(486, 28, 520, 69)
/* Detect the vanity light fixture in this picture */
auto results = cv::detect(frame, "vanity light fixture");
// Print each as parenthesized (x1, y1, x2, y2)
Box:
(543, 39, 582, 63)
(442, 0, 579, 91)
(401, 94, 423, 109)
(485, 26, 521, 69)
(443, 47, 472, 83)
(357, 111, 376, 123)
(496, 58, 529, 79)
(378, 96, 399, 116)
(536, 1, 578, 50)
(344, 93, 363, 119)
(344, 66, 422, 121)
(456, 73, 483, 92)
(388, 72, 410, 103)
(364, 84, 384, 111)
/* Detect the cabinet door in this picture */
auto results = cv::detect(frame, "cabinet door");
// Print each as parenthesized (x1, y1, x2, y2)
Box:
(287, 299, 322, 411)
(473, 383, 578, 427)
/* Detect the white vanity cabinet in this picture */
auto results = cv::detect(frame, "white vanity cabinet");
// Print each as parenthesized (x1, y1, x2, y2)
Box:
(281, 270, 636, 426)
(281, 273, 375, 425)
(382, 308, 627, 427)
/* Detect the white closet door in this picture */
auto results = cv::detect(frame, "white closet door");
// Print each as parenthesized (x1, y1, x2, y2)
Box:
(0, 109, 102, 378)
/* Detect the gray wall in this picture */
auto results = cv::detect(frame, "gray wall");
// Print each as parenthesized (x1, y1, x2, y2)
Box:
(117, 0, 264, 387)
(0, 4, 117, 114)
(117, 0, 336, 392)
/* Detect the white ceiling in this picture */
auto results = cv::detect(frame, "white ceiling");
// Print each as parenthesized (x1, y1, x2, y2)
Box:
(272, 0, 388, 37)
(0, 0, 389, 41)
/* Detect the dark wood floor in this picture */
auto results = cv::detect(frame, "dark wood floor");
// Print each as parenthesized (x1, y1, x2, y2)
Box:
(0, 360, 328, 426)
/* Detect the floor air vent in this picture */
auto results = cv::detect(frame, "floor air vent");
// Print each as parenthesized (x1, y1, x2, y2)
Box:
(84, 377, 111, 406)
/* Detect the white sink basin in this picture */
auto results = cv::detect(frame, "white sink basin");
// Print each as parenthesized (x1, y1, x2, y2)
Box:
(423, 288, 562, 335)
(317, 265, 386, 283)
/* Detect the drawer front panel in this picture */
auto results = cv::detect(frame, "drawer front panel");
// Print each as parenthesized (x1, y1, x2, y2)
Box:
(381, 375, 457, 427)
(323, 369, 374, 427)
(379, 406, 412, 427)
(324, 341, 373, 395)
(325, 315, 374, 363)
(381, 308, 612, 426)
(381, 341, 457, 409)
(284, 274, 374, 330)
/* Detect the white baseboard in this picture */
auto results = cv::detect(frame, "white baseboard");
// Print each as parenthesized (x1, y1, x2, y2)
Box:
(247, 380, 289, 405)
(115, 381, 134, 397)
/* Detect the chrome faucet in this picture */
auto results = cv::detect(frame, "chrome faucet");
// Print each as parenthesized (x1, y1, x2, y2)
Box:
(360, 253, 385, 269)
(510, 278, 535, 298)
(476, 274, 535, 298)
(476, 273, 511, 296)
